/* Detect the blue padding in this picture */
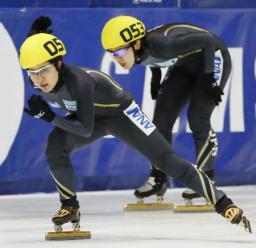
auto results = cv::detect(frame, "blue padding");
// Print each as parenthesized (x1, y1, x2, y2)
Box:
(90, 0, 177, 8)
(0, 0, 177, 8)
(180, 0, 256, 8)
(2, 0, 256, 8)
(0, 0, 91, 8)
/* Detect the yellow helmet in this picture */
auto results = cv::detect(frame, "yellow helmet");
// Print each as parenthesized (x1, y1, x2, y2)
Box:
(19, 33, 66, 69)
(101, 16, 146, 50)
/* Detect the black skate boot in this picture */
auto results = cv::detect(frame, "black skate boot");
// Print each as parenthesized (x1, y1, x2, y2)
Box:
(181, 188, 200, 200)
(52, 206, 80, 232)
(134, 168, 167, 201)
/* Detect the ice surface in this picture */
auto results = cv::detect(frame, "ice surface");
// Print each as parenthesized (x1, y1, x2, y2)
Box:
(0, 185, 255, 248)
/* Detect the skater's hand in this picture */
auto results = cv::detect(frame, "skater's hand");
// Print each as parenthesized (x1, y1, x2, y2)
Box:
(150, 67, 162, 100)
(27, 16, 53, 37)
(24, 95, 55, 122)
(199, 72, 224, 106)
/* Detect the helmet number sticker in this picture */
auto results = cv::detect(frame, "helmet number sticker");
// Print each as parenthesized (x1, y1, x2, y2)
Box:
(120, 22, 145, 43)
(43, 38, 64, 56)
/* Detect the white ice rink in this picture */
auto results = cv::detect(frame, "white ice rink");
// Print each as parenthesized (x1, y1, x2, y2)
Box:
(0, 185, 255, 248)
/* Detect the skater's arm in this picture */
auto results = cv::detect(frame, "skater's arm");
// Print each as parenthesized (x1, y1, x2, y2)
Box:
(153, 30, 216, 73)
(52, 76, 95, 137)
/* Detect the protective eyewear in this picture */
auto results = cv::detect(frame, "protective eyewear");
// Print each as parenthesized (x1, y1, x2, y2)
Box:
(108, 46, 129, 58)
(27, 64, 54, 77)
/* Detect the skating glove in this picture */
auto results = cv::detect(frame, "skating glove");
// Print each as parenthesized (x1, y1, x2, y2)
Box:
(150, 67, 162, 100)
(199, 72, 224, 106)
(24, 95, 55, 122)
(27, 16, 53, 37)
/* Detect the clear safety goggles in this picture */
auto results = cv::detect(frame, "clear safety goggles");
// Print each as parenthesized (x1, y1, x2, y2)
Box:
(27, 64, 54, 77)
(108, 46, 130, 58)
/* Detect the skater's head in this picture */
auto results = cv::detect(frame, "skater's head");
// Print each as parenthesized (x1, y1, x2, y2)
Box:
(101, 16, 146, 69)
(19, 33, 66, 93)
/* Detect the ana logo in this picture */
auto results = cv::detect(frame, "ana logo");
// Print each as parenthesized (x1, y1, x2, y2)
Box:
(214, 50, 223, 84)
(124, 101, 156, 136)
(0, 23, 24, 166)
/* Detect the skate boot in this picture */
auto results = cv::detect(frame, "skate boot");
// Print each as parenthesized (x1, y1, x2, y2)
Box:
(124, 169, 173, 210)
(215, 196, 252, 233)
(181, 188, 200, 201)
(52, 206, 80, 232)
(134, 169, 168, 202)
(221, 204, 243, 224)
(46, 206, 91, 240)
(221, 204, 252, 233)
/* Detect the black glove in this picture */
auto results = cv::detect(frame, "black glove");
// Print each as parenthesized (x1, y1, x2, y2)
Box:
(150, 67, 162, 100)
(27, 16, 53, 37)
(199, 72, 224, 105)
(24, 95, 55, 122)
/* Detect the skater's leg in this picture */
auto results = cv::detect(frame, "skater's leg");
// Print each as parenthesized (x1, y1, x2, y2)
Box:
(104, 104, 245, 224)
(104, 108, 224, 204)
(183, 50, 232, 200)
(153, 67, 194, 142)
(183, 97, 217, 200)
(45, 123, 106, 224)
(135, 68, 193, 199)
(188, 92, 217, 175)
(148, 133, 244, 222)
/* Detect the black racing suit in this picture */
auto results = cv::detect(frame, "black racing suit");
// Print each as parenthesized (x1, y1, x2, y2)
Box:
(136, 23, 232, 186)
(40, 64, 230, 213)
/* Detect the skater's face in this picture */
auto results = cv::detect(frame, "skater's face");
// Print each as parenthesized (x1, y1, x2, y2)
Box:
(108, 40, 141, 70)
(28, 61, 60, 93)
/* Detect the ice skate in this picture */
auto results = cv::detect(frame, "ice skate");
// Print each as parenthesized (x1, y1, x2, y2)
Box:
(124, 171, 174, 210)
(221, 204, 252, 233)
(45, 207, 91, 240)
(174, 188, 214, 212)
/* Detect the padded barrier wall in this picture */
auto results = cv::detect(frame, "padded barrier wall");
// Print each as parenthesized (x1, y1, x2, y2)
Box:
(0, 7, 256, 194)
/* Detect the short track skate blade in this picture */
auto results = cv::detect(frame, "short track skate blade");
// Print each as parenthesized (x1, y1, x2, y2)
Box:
(124, 202, 174, 211)
(174, 204, 214, 212)
(45, 231, 91, 240)
(240, 216, 252, 233)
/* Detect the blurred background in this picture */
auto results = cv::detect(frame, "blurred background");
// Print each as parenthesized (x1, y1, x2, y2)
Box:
(1, 0, 256, 195)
